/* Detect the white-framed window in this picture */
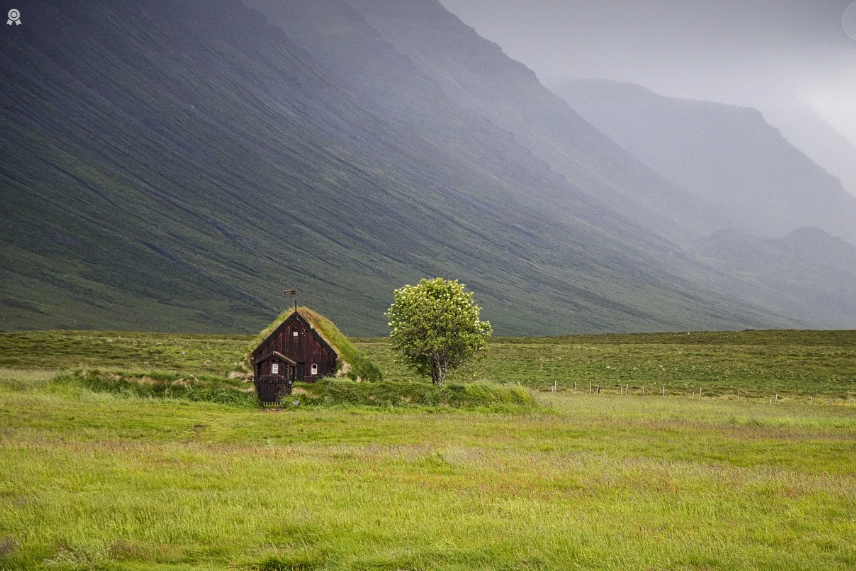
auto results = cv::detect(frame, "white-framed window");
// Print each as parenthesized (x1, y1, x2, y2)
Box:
(271, 363, 279, 374)
(311, 364, 318, 375)
(293, 331, 299, 337)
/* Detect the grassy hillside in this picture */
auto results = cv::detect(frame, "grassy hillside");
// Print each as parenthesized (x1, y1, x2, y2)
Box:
(1, 329, 853, 401)
(0, 349, 854, 569)
(1, 0, 840, 336)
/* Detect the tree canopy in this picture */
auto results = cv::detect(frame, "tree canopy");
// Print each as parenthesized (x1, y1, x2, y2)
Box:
(386, 278, 492, 386)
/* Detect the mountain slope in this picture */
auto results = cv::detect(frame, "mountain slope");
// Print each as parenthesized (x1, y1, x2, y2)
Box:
(0, 0, 836, 335)
(691, 227, 856, 327)
(552, 79, 856, 246)
(313, 0, 726, 241)
(761, 98, 856, 199)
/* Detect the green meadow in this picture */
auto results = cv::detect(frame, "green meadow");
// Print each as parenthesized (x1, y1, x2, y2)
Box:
(1, 330, 855, 570)
(2, 329, 854, 400)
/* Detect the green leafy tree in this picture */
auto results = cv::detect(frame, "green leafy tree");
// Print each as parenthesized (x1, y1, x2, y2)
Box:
(387, 278, 492, 386)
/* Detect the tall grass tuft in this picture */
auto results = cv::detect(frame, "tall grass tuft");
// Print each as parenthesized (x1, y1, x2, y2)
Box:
(54, 369, 257, 407)
(289, 379, 535, 410)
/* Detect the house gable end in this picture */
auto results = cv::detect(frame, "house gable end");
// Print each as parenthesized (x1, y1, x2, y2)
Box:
(252, 312, 300, 359)
(252, 311, 339, 362)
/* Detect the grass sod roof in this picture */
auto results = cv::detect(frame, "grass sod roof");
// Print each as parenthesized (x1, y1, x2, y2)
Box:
(245, 307, 382, 382)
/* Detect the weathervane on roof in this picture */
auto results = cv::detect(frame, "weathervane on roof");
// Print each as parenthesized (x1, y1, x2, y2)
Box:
(283, 288, 299, 312)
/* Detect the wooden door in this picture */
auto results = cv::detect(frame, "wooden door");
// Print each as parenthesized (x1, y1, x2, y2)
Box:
(255, 374, 292, 404)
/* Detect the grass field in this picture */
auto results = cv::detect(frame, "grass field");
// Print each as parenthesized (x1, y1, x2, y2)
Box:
(1, 330, 855, 570)
(2, 329, 854, 400)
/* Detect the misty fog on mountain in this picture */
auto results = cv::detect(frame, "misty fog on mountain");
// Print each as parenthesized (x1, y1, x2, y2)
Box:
(1, 0, 855, 336)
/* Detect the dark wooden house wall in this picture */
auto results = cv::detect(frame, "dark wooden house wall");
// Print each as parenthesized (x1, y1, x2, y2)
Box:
(256, 355, 296, 380)
(253, 315, 337, 381)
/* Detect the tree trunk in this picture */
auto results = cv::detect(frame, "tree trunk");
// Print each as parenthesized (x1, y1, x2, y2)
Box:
(431, 355, 447, 386)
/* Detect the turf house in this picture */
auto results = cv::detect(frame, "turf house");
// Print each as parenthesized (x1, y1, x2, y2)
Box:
(247, 307, 381, 403)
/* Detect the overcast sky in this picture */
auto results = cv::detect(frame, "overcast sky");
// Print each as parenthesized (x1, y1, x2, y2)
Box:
(438, 0, 856, 155)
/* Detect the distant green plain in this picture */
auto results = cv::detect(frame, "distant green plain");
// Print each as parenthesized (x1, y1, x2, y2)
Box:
(2, 329, 854, 400)
(0, 330, 855, 570)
